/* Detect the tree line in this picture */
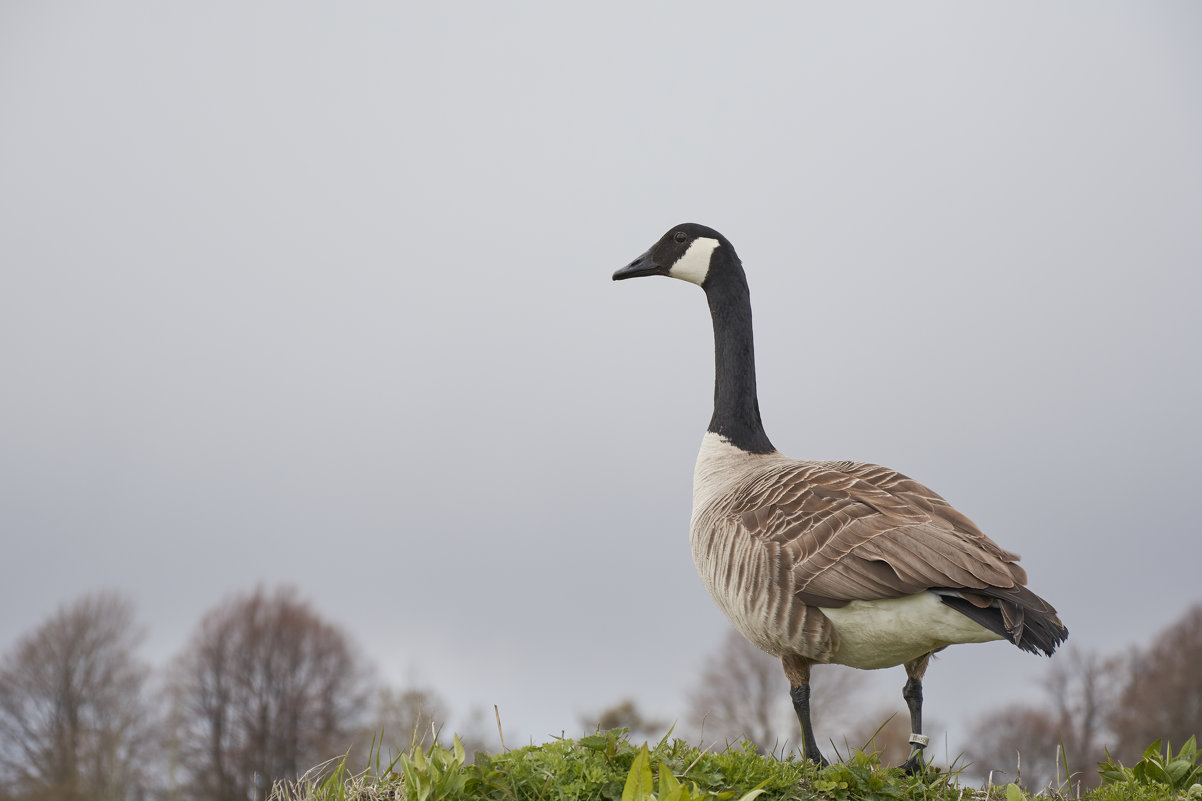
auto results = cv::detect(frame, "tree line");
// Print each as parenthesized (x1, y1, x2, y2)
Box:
(965, 603, 1202, 791)
(1, 588, 1198, 800)
(0, 587, 477, 801)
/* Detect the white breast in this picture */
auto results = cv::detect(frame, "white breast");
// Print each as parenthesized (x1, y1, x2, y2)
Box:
(689, 433, 815, 656)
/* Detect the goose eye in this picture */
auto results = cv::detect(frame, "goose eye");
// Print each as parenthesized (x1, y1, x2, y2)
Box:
(673, 231, 688, 243)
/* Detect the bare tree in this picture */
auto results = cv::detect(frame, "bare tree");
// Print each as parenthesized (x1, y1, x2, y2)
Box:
(686, 630, 870, 755)
(966, 605, 1202, 791)
(965, 706, 1065, 791)
(0, 591, 153, 801)
(349, 686, 448, 764)
(356, 690, 498, 764)
(964, 646, 1120, 791)
(580, 698, 668, 743)
(166, 586, 372, 801)
(1109, 603, 1202, 762)
(1043, 647, 1119, 765)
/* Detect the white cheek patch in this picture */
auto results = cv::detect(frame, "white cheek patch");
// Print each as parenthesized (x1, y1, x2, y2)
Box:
(668, 237, 720, 285)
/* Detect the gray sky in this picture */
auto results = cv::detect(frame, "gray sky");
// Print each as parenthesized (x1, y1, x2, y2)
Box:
(2, 2, 1200, 752)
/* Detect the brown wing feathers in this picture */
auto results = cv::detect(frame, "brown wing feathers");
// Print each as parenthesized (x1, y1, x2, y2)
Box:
(731, 460, 1067, 652)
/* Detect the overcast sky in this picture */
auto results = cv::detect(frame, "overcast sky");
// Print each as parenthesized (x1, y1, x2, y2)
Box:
(2, 2, 1200, 754)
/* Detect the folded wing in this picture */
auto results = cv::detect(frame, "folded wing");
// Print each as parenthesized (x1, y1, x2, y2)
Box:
(729, 460, 1067, 655)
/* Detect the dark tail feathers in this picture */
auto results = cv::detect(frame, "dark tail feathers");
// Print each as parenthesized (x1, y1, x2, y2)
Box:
(936, 585, 1068, 656)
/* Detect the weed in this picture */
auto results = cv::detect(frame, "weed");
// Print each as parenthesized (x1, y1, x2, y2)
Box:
(1098, 736, 1202, 799)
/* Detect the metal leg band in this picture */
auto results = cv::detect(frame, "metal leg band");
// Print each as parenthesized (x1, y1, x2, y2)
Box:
(908, 733, 930, 747)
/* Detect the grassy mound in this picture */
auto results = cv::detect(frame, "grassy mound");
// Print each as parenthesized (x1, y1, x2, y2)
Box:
(270, 728, 1199, 801)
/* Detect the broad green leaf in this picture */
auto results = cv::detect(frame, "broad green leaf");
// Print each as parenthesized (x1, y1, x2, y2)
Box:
(658, 763, 681, 797)
(661, 786, 689, 801)
(453, 734, 465, 765)
(622, 744, 655, 801)
(732, 789, 768, 801)
(1169, 760, 1192, 785)
(1005, 783, 1025, 801)
(1179, 735, 1198, 762)
(1143, 759, 1172, 786)
(399, 754, 417, 790)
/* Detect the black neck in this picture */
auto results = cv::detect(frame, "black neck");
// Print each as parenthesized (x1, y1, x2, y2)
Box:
(702, 255, 775, 454)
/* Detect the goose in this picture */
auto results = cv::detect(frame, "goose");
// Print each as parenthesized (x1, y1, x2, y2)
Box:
(612, 223, 1067, 771)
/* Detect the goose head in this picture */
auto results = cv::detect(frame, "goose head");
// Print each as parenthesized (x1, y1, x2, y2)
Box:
(612, 223, 737, 288)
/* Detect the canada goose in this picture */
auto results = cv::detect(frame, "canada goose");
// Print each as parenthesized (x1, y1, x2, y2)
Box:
(612, 223, 1067, 770)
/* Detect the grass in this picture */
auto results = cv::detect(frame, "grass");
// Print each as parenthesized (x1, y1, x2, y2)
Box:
(269, 728, 1201, 801)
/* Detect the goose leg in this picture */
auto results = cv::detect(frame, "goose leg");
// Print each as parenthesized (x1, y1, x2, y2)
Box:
(900, 653, 931, 774)
(783, 655, 828, 766)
